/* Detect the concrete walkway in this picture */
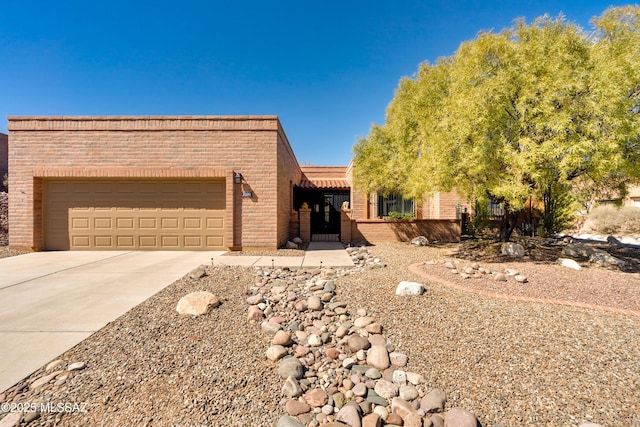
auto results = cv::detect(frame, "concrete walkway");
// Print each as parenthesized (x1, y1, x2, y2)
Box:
(0, 251, 224, 392)
(212, 242, 354, 268)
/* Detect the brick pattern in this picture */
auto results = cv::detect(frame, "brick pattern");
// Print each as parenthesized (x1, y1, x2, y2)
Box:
(349, 219, 461, 243)
(408, 263, 640, 318)
(299, 208, 311, 243)
(8, 116, 290, 250)
(0, 133, 7, 190)
(277, 127, 302, 246)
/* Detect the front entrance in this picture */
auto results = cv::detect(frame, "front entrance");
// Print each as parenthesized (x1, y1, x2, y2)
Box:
(295, 189, 349, 242)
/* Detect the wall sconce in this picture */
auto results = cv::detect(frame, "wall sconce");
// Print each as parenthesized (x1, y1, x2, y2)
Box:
(234, 172, 243, 184)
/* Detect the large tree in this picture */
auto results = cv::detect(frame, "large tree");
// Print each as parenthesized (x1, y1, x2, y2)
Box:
(353, 7, 640, 241)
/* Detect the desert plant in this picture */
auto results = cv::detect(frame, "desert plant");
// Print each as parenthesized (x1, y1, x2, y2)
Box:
(589, 205, 640, 234)
(386, 211, 415, 221)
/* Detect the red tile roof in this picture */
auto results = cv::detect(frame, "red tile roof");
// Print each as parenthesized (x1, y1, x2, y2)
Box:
(298, 178, 350, 190)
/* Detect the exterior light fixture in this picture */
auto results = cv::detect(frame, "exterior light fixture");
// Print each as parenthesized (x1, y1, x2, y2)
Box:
(234, 172, 242, 184)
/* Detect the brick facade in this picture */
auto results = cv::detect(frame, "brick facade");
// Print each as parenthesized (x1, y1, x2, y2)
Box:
(7, 116, 297, 251)
(7, 116, 467, 251)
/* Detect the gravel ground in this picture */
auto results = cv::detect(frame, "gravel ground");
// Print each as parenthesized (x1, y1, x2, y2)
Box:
(1, 242, 639, 426)
(0, 246, 30, 259)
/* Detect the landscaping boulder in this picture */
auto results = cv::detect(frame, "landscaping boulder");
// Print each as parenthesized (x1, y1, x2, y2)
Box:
(606, 235, 624, 247)
(292, 237, 303, 245)
(589, 249, 626, 269)
(558, 258, 582, 271)
(410, 236, 429, 246)
(562, 243, 595, 261)
(444, 408, 479, 427)
(176, 291, 220, 316)
(501, 242, 525, 257)
(395, 281, 425, 296)
(285, 241, 298, 249)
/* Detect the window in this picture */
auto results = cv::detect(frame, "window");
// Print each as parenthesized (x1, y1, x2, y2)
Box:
(377, 193, 414, 217)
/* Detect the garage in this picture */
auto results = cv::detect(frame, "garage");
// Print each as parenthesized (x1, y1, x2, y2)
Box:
(43, 179, 226, 250)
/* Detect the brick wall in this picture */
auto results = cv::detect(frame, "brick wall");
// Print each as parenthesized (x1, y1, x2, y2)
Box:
(0, 133, 7, 191)
(350, 219, 460, 243)
(276, 124, 302, 247)
(7, 116, 290, 250)
(421, 189, 472, 220)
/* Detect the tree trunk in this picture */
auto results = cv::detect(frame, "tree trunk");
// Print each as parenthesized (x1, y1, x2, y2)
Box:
(497, 209, 519, 242)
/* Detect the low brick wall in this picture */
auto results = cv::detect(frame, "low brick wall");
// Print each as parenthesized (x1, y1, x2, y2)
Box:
(1, 192, 8, 245)
(349, 219, 461, 243)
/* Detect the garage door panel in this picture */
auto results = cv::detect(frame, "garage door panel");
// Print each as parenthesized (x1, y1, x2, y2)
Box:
(184, 236, 202, 247)
(139, 236, 158, 247)
(94, 218, 113, 229)
(117, 236, 135, 247)
(160, 236, 180, 247)
(71, 218, 90, 229)
(116, 218, 135, 229)
(184, 218, 202, 229)
(72, 236, 91, 248)
(139, 218, 157, 229)
(44, 179, 226, 250)
(94, 236, 113, 248)
(206, 236, 224, 246)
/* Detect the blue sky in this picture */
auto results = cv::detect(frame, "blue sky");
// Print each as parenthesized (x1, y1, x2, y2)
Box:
(0, 0, 631, 165)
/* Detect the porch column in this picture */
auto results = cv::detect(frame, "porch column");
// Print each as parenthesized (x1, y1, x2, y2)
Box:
(299, 206, 311, 243)
(340, 208, 352, 244)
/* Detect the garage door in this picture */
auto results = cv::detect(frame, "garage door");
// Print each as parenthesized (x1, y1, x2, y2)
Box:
(43, 180, 226, 250)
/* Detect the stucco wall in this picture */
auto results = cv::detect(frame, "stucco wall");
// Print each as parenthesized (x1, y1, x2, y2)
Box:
(7, 116, 287, 250)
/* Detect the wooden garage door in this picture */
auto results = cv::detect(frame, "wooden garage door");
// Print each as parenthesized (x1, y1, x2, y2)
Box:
(44, 179, 226, 250)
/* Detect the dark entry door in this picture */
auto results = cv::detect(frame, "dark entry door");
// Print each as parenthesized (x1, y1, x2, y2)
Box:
(295, 190, 349, 241)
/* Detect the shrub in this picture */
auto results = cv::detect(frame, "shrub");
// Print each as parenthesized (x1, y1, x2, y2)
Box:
(589, 205, 640, 234)
(386, 211, 415, 221)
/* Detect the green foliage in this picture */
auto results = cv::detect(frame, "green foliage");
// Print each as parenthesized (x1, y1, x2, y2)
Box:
(542, 184, 577, 235)
(386, 211, 416, 221)
(353, 7, 640, 237)
(590, 205, 640, 234)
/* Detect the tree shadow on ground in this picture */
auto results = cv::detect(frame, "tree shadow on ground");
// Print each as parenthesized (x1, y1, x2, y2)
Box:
(451, 237, 640, 273)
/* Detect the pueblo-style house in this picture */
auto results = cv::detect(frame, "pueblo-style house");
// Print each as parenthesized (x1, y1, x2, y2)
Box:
(6, 116, 468, 251)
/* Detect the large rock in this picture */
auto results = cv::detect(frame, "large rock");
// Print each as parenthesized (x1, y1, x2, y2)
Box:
(563, 243, 595, 260)
(366, 345, 390, 370)
(391, 397, 417, 419)
(606, 235, 624, 247)
(373, 380, 398, 399)
(285, 241, 299, 249)
(421, 388, 447, 413)
(285, 399, 310, 415)
(558, 258, 582, 271)
(362, 413, 383, 427)
(266, 345, 288, 361)
(348, 335, 371, 352)
(304, 388, 328, 407)
(444, 407, 479, 427)
(282, 376, 303, 398)
(410, 236, 429, 246)
(176, 291, 220, 315)
(247, 305, 264, 322)
(278, 357, 304, 379)
(395, 281, 425, 296)
(276, 415, 305, 427)
(501, 242, 525, 257)
(589, 249, 626, 269)
(336, 402, 363, 427)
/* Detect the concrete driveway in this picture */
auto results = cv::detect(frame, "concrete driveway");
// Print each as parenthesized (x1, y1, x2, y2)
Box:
(0, 250, 224, 392)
